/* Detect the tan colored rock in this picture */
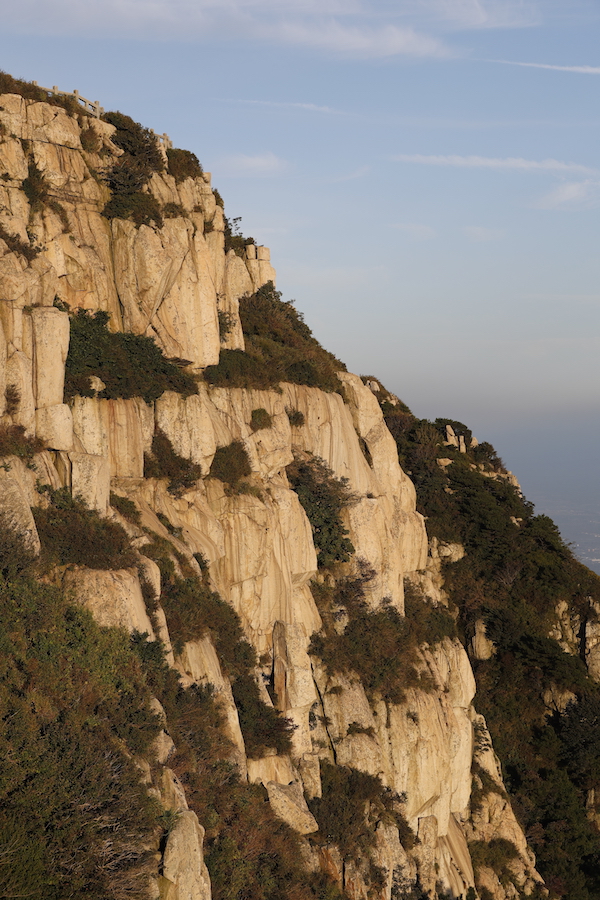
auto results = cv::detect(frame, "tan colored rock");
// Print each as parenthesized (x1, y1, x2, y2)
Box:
(69, 451, 109, 512)
(105, 398, 154, 478)
(0, 463, 41, 555)
(161, 812, 212, 900)
(35, 403, 73, 450)
(62, 567, 156, 636)
(472, 619, 495, 661)
(222, 253, 251, 350)
(155, 389, 217, 473)
(177, 636, 247, 777)
(5, 350, 35, 431)
(247, 755, 297, 786)
(71, 395, 109, 457)
(266, 781, 318, 834)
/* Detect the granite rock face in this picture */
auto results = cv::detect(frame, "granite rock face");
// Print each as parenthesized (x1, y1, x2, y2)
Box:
(0, 93, 542, 900)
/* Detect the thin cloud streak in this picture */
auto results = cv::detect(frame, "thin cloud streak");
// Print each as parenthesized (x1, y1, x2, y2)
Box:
(392, 154, 596, 174)
(491, 59, 600, 74)
(224, 99, 345, 114)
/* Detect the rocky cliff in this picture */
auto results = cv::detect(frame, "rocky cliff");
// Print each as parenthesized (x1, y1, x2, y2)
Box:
(1, 81, 599, 900)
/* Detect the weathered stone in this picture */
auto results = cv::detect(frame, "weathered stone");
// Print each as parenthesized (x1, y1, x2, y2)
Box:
(0, 463, 41, 555)
(62, 568, 156, 636)
(266, 781, 319, 834)
(31, 306, 69, 409)
(35, 403, 73, 450)
(69, 452, 109, 512)
(161, 812, 212, 900)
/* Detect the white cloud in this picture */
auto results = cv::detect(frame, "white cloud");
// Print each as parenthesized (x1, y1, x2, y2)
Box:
(414, 0, 539, 28)
(392, 223, 436, 239)
(534, 179, 600, 209)
(492, 60, 600, 74)
(463, 225, 503, 241)
(257, 20, 447, 57)
(392, 154, 596, 174)
(215, 151, 288, 176)
(330, 166, 371, 182)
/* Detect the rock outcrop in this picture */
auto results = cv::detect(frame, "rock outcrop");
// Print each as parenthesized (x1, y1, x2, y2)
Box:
(0, 90, 546, 900)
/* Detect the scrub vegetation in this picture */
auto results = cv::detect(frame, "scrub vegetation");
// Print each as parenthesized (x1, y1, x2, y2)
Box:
(64, 307, 198, 403)
(204, 282, 344, 393)
(379, 382, 600, 899)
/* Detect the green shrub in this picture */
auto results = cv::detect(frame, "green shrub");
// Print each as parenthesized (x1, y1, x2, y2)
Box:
(468, 838, 519, 882)
(240, 282, 345, 393)
(0, 526, 161, 900)
(109, 491, 141, 526)
(309, 761, 413, 863)
(64, 308, 198, 403)
(218, 310, 234, 341)
(250, 408, 272, 432)
(22, 158, 49, 213)
(163, 201, 186, 218)
(204, 348, 278, 391)
(101, 111, 164, 227)
(287, 455, 354, 568)
(224, 216, 255, 257)
(0, 223, 39, 260)
(210, 441, 252, 487)
(80, 124, 101, 153)
(309, 578, 455, 704)
(103, 189, 163, 227)
(0, 70, 83, 116)
(0, 423, 44, 460)
(33, 488, 137, 570)
(286, 407, 305, 427)
(231, 674, 295, 758)
(167, 148, 203, 183)
(144, 429, 201, 496)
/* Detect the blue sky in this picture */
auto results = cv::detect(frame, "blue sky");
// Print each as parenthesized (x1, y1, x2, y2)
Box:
(1, 0, 599, 568)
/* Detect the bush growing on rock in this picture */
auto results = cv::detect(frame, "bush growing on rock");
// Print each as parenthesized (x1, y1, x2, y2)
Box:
(0, 523, 162, 900)
(166, 147, 203, 183)
(250, 407, 272, 431)
(33, 487, 137, 570)
(287, 455, 355, 568)
(231, 674, 295, 758)
(209, 441, 252, 488)
(64, 308, 197, 403)
(0, 423, 45, 461)
(144, 429, 202, 496)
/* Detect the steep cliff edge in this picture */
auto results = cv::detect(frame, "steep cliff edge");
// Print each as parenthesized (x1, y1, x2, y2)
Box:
(1, 80, 599, 900)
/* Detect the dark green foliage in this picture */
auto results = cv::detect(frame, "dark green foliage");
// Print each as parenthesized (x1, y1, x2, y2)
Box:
(167, 148, 203, 183)
(210, 441, 252, 487)
(286, 407, 305, 426)
(33, 487, 137, 570)
(163, 201, 186, 218)
(239, 282, 345, 392)
(101, 111, 164, 227)
(0, 70, 83, 116)
(224, 216, 255, 257)
(64, 308, 198, 403)
(468, 839, 519, 882)
(377, 388, 600, 898)
(142, 544, 255, 676)
(22, 158, 49, 212)
(204, 348, 278, 390)
(250, 407, 272, 431)
(0, 423, 44, 460)
(218, 310, 234, 341)
(287, 455, 354, 567)
(231, 674, 295, 758)
(309, 761, 414, 864)
(80, 123, 101, 153)
(110, 491, 142, 525)
(0, 525, 161, 900)
(559, 696, 600, 789)
(310, 572, 455, 703)
(144, 429, 202, 496)
(213, 188, 225, 208)
(0, 222, 39, 259)
(103, 190, 163, 227)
